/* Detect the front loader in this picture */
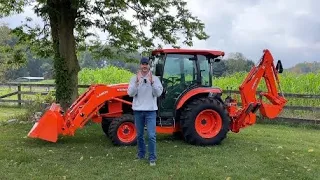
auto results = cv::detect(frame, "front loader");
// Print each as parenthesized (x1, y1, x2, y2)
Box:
(28, 48, 287, 146)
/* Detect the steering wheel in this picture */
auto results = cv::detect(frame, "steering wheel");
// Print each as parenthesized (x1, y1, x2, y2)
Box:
(162, 78, 174, 84)
(168, 76, 180, 83)
(162, 77, 180, 84)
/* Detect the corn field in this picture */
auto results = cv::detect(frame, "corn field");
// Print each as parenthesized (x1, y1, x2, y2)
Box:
(212, 71, 320, 108)
(213, 71, 320, 94)
(79, 66, 133, 85)
(210, 71, 320, 120)
(1, 66, 319, 120)
(78, 67, 320, 95)
(77, 66, 320, 120)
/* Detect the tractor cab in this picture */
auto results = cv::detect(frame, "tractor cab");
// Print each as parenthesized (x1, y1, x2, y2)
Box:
(149, 49, 224, 120)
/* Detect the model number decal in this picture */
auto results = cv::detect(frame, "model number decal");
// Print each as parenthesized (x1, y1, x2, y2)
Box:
(117, 88, 127, 92)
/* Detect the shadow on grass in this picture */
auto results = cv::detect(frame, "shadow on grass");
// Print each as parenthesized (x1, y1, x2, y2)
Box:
(23, 124, 236, 152)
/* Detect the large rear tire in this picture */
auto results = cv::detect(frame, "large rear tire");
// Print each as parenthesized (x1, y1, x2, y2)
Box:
(108, 114, 137, 146)
(180, 97, 230, 146)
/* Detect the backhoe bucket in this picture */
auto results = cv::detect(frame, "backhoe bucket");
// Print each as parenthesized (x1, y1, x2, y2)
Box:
(28, 103, 64, 143)
(259, 103, 284, 119)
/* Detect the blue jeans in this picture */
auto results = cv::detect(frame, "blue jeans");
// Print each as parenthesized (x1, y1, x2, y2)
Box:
(134, 110, 157, 162)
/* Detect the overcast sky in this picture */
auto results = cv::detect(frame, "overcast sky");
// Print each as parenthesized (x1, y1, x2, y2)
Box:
(0, 0, 319, 68)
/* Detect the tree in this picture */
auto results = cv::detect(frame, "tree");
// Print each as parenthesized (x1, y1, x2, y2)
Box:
(1, 0, 209, 110)
(78, 51, 99, 69)
(288, 62, 320, 74)
(5, 51, 54, 80)
(212, 60, 226, 77)
(224, 52, 254, 75)
(0, 23, 26, 82)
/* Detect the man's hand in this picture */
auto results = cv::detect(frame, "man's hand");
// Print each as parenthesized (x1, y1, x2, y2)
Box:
(136, 71, 141, 86)
(148, 71, 154, 85)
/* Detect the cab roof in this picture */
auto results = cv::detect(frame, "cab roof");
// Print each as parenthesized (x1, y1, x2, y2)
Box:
(151, 48, 225, 57)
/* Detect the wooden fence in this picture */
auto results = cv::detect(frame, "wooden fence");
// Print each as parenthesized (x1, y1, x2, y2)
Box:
(0, 83, 89, 106)
(0, 83, 319, 124)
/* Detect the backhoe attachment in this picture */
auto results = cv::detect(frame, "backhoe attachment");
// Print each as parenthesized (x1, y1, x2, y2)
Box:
(28, 84, 130, 142)
(227, 49, 287, 133)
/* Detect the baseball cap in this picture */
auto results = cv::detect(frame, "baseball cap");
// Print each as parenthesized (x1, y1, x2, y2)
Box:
(140, 57, 149, 64)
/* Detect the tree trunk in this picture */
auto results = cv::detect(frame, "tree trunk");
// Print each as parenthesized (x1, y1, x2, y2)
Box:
(48, 0, 80, 110)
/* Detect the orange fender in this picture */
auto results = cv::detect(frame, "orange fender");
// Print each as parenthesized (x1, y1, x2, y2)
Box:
(175, 87, 222, 110)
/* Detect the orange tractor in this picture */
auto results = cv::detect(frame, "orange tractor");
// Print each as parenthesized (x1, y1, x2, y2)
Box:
(28, 48, 287, 146)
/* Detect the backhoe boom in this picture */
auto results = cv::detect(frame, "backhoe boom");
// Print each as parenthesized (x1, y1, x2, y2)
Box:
(227, 49, 287, 133)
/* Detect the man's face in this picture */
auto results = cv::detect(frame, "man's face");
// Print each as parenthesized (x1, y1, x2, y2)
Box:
(140, 63, 149, 72)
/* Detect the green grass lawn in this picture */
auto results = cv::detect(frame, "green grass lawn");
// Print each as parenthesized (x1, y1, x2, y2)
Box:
(0, 122, 319, 180)
(0, 106, 27, 122)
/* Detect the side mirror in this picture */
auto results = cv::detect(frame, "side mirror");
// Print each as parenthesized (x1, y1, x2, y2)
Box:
(209, 57, 221, 63)
(276, 60, 283, 73)
(155, 64, 163, 76)
(214, 58, 221, 62)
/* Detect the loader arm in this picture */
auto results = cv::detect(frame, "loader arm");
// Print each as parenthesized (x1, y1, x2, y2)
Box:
(227, 49, 287, 133)
(28, 84, 131, 142)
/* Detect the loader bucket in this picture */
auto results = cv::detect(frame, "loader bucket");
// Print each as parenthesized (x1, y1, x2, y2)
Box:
(28, 103, 65, 143)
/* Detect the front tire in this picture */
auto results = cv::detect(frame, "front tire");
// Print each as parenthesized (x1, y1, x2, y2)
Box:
(180, 97, 230, 146)
(108, 114, 137, 146)
(101, 118, 111, 137)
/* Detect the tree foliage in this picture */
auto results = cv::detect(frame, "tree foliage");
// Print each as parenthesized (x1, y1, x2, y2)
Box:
(224, 52, 255, 75)
(1, 0, 209, 57)
(0, 24, 27, 82)
(1, 0, 209, 109)
(287, 61, 320, 74)
(212, 52, 255, 77)
(5, 51, 54, 80)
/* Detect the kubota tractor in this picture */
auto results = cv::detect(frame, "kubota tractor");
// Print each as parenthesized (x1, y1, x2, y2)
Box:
(28, 48, 287, 146)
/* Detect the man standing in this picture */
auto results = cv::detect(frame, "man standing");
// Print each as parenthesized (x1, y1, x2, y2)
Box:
(127, 57, 163, 166)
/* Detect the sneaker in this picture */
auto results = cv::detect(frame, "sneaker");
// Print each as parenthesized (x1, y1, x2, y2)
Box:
(135, 155, 145, 161)
(149, 161, 156, 166)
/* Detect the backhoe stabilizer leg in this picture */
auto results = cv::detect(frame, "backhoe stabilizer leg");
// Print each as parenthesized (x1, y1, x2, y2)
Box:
(230, 103, 260, 133)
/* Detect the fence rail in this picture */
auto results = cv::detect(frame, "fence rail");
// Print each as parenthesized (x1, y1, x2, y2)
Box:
(0, 83, 319, 124)
(227, 89, 320, 99)
(0, 83, 90, 88)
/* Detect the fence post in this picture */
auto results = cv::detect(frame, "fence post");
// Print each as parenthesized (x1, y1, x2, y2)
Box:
(17, 84, 21, 107)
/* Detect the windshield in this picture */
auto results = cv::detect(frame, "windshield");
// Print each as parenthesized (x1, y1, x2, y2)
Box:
(163, 54, 196, 86)
(151, 53, 210, 86)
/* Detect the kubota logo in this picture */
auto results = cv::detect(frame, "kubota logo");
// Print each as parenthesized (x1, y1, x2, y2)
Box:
(97, 91, 108, 97)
